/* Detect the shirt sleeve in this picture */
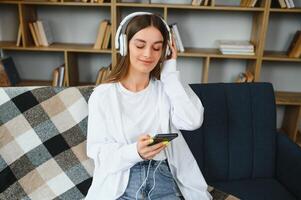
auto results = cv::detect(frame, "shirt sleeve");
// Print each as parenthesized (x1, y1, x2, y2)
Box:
(160, 59, 204, 131)
(86, 90, 143, 174)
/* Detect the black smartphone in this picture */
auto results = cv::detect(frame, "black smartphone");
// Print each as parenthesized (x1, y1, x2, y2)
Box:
(148, 133, 178, 146)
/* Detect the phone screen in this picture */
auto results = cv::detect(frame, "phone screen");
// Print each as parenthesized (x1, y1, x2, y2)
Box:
(148, 133, 178, 146)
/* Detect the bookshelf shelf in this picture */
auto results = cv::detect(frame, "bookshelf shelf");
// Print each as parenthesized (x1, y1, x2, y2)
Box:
(263, 51, 301, 62)
(167, 5, 265, 11)
(270, 8, 301, 13)
(0, 1, 19, 5)
(21, 1, 111, 6)
(276, 91, 301, 106)
(178, 48, 257, 59)
(0, 42, 113, 53)
(276, 91, 301, 143)
(116, 3, 265, 11)
(0, 41, 19, 49)
(16, 79, 52, 86)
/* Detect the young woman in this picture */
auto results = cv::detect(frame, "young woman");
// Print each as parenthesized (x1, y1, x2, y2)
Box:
(85, 12, 212, 200)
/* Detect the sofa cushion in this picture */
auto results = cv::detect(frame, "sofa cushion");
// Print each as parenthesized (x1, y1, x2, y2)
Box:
(183, 83, 277, 182)
(210, 179, 296, 200)
(0, 86, 94, 200)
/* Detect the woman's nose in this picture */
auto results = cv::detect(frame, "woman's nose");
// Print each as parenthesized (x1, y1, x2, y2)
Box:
(143, 47, 152, 58)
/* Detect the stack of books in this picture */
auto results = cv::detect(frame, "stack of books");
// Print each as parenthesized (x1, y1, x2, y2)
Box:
(191, 0, 213, 6)
(95, 65, 111, 85)
(28, 20, 54, 47)
(287, 30, 301, 58)
(278, 0, 295, 8)
(218, 40, 255, 55)
(52, 64, 65, 87)
(169, 23, 185, 53)
(81, 0, 105, 3)
(94, 20, 111, 50)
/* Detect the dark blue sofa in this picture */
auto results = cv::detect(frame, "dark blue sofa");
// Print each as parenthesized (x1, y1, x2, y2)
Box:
(183, 83, 301, 200)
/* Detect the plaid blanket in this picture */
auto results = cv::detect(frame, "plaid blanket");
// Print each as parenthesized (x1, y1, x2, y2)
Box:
(0, 86, 239, 200)
(0, 87, 94, 200)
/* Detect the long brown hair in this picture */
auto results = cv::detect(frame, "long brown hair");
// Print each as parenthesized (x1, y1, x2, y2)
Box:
(104, 14, 169, 83)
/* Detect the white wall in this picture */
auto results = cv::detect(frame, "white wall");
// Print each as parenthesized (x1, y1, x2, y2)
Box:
(0, 1, 300, 129)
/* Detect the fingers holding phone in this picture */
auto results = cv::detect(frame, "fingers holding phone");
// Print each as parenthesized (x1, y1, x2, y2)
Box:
(137, 134, 168, 160)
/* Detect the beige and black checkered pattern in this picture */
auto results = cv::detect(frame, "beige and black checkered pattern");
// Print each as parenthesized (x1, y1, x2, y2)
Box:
(0, 86, 239, 200)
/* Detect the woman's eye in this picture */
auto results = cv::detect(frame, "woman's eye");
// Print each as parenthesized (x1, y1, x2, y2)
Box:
(136, 46, 144, 49)
(153, 47, 162, 51)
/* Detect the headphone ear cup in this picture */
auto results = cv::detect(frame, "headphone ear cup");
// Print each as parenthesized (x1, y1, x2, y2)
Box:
(123, 34, 128, 56)
(165, 45, 170, 57)
(119, 34, 124, 56)
(119, 34, 128, 56)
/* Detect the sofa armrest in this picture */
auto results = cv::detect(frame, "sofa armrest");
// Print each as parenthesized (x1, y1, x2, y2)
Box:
(276, 131, 301, 199)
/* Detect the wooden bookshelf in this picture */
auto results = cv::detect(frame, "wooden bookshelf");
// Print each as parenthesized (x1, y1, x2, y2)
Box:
(263, 51, 301, 62)
(0, 0, 300, 86)
(1, 0, 300, 144)
(276, 91, 301, 143)
(1, 42, 113, 53)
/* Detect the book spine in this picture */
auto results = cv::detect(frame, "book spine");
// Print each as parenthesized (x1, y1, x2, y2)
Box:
(172, 24, 185, 52)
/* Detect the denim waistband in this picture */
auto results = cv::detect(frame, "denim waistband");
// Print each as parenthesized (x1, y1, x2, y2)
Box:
(136, 159, 167, 166)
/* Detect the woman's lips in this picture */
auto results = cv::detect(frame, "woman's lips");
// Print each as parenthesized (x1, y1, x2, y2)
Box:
(139, 59, 153, 64)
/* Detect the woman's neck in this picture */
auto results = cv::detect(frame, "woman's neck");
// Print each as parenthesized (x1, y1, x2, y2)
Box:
(121, 71, 150, 92)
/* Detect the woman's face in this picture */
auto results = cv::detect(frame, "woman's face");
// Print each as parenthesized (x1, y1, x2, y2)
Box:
(128, 26, 164, 76)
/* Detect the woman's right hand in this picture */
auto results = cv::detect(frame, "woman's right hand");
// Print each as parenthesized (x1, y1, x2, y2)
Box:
(137, 134, 168, 160)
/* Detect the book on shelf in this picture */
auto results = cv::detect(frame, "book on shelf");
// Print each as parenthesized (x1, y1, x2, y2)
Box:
(202, 0, 209, 6)
(94, 20, 109, 50)
(218, 40, 254, 50)
(240, 0, 247, 6)
(102, 23, 111, 49)
(95, 67, 108, 85)
(36, 20, 54, 47)
(240, 0, 258, 7)
(218, 40, 254, 55)
(278, 0, 287, 8)
(191, 0, 202, 6)
(220, 50, 255, 55)
(285, 0, 295, 8)
(169, 23, 185, 52)
(95, 65, 111, 85)
(287, 30, 301, 58)
(0, 57, 21, 86)
(33, 22, 43, 46)
(52, 64, 65, 87)
(16, 24, 22, 47)
(29, 22, 40, 47)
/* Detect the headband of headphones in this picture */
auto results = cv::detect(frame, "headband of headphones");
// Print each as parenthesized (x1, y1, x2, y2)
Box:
(115, 12, 172, 56)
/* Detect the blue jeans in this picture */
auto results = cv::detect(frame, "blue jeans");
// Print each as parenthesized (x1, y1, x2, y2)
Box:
(118, 160, 183, 200)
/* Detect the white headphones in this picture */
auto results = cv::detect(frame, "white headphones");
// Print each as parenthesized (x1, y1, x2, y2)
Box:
(115, 12, 172, 57)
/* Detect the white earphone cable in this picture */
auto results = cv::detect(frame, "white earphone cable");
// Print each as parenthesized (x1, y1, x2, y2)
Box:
(135, 160, 152, 200)
(147, 159, 164, 199)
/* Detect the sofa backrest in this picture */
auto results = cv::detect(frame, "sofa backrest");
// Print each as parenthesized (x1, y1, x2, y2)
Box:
(182, 83, 277, 182)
